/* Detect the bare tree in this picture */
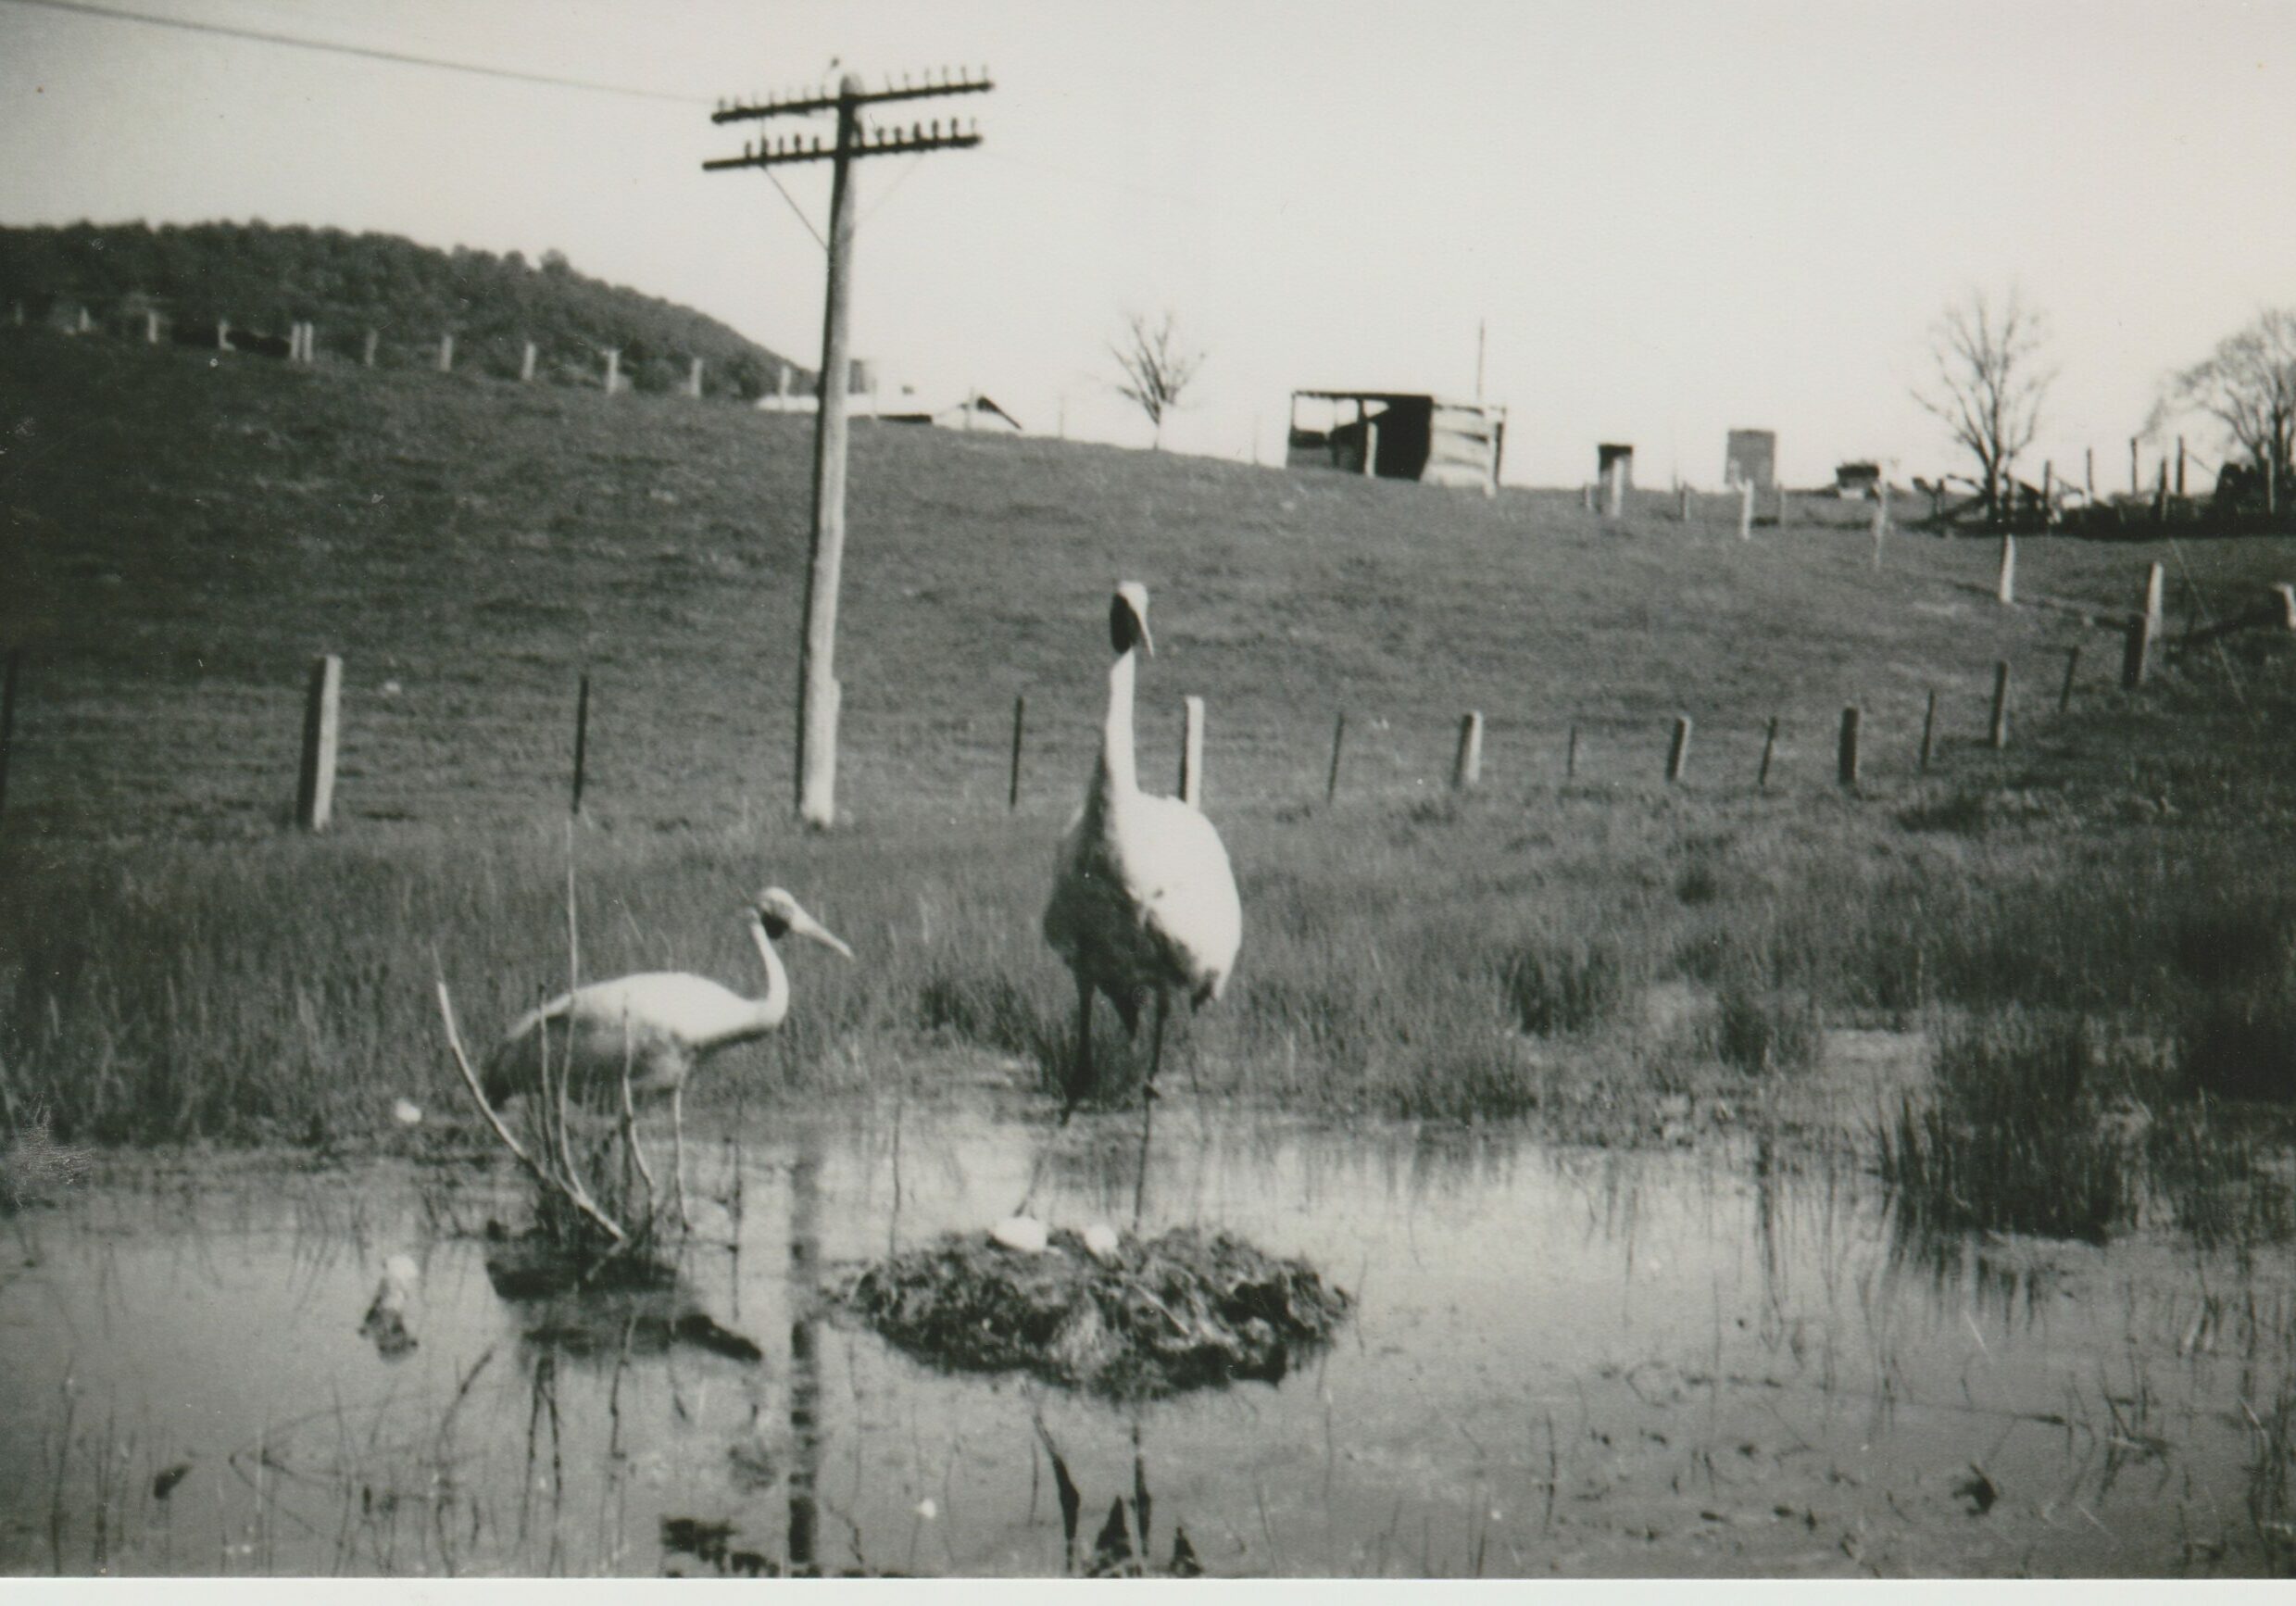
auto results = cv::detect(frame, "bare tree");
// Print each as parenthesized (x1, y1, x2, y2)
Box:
(1913, 287, 2053, 523)
(1110, 310, 1204, 449)
(2153, 307, 2296, 511)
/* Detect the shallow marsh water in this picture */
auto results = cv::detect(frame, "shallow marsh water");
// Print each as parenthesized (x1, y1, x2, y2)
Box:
(4, 1086, 2291, 1578)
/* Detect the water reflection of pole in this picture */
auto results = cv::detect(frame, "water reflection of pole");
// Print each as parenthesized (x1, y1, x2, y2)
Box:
(787, 1119, 823, 1576)
(1754, 1134, 1782, 1313)
(1132, 1096, 1154, 1228)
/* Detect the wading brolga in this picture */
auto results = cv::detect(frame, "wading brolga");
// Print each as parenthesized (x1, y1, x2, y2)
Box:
(1044, 583, 1242, 1119)
(483, 887, 853, 1225)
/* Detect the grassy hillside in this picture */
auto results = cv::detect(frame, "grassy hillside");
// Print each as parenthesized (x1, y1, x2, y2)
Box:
(9, 324, 2286, 839)
(6, 322, 2296, 1156)
(1, 220, 807, 398)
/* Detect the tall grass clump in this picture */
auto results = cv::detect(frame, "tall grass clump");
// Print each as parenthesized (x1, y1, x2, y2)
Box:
(1877, 1010, 2137, 1244)
(1709, 979, 1822, 1077)
(1499, 935, 1642, 1037)
(2174, 984, 2296, 1105)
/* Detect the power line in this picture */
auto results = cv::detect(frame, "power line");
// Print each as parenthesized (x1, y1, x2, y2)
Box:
(2, 0, 705, 104)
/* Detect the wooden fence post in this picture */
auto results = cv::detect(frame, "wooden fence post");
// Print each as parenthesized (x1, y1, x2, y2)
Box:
(1008, 694, 1025, 810)
(1919, 688, 1938, 772)
(1996, 533, 2016, 604)
(1324, 711, 1347, 804)
(571, 672, 591, 816)
(438, 333, 454, 373)
(0, 648, 19, 820)
(1989, 660, 2011, 749)
(2123, 562, 2164, 687)
(604, 349, 620, 395)
(1666, 715, 1692, 783)
(1179, 695, 1206, 807)
(1871, 481, 1889, 568)
(2085, 445, 2095, 501)
(521, 341, 537, 383)
(688, 357, 705, 398)
(295, 654, 343, 832)
(2130, 437, 2140, 497)
(1565, 723, 1580, 781)
(2058, 646, 2081, 713)
(1758, 714, 1778, 791)
(1452, 710, 1483, 791)
(1838, 706, 1862, 790)
(1738, 478, 1753, 541)
(362, 328, 378, 368)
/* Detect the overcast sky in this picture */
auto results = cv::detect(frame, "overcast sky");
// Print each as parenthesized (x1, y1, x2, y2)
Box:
(5, 0, 2294, 485)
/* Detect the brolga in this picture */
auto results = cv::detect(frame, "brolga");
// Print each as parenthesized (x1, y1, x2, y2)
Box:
(1043, 583, 1242, 1121)
(483, 886, 853, 1226)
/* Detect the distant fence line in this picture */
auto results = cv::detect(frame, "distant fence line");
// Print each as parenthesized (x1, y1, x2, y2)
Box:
(5, 563, 2287, 834)
(5, 292, 814, 405)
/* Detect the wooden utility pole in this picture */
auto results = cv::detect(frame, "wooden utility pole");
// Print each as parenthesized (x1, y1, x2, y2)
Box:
(709, 69, 992, 828)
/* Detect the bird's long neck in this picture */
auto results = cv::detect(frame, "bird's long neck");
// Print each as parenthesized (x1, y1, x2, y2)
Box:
(1090, 645, 1140, 811)
(743, 916, 793, 1034)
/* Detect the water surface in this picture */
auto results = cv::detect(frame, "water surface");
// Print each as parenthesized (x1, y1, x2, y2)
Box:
(3, 1093, 2289, 1577)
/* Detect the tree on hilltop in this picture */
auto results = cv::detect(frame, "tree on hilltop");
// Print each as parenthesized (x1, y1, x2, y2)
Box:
(1912, 287, 2053, 524)
(1110, 309, 1205, 451)
(2153, 307, 2296, 511)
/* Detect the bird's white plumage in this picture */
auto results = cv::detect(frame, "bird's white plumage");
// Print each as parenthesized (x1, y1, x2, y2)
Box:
(1047, 788, 1240, 1011)
(487, 972, 779, 1100)
(1044, 583, 1241, 1070)
(483, 888, 847, 1109)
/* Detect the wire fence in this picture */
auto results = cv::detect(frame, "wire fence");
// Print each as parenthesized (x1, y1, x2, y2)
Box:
(0, 600, 2214, 842)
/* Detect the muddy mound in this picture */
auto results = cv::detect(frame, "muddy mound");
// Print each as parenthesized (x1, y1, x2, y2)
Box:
(838, 1224, 1351, 1399)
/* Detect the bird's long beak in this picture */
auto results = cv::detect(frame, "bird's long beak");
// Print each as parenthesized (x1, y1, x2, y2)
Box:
(1137, 619, 1156, 658)
(788, 907, 855, 960)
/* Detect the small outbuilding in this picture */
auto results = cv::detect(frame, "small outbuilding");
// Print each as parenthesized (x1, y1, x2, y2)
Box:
(879, 392, 1024, 433)
(1286, 391, 1505, 493)
(1725, 430, 1776, 490)
(1834, 461, 1883, 499)
(1596, 443, 1635, 491)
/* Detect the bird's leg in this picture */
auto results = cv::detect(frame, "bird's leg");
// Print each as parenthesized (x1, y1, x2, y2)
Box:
(1144, 987, 1170, 1104)
(671, 1085, 692, 1234)
(618, 1058, 658, 1236)
(1132, 1060, 1155, 1230)
(1060, 977, 1094, 1126)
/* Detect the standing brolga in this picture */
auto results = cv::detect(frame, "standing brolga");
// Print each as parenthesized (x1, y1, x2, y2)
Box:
(483, 887, 853, 1226)
(1044, 583, 1242, 1117)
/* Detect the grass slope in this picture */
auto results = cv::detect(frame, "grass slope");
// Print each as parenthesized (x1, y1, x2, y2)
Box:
(9, 328, 2289, 837)
(5, 327, 2296, 1164)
